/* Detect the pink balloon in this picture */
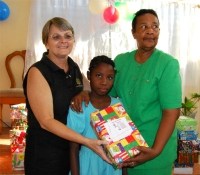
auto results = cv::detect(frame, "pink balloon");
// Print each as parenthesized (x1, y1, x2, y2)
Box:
(103, 6, 119, 24)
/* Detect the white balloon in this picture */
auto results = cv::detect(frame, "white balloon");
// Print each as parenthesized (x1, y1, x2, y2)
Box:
(88, 0, 108, 14)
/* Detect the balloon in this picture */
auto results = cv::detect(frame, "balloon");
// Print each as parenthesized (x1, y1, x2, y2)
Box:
(103, 6, 119, 24)
(125, 2, 136, 21)
(88, 0, 107, 14)
(0, 1, 10, 21)
(115, 1, 134, 21)
(127, 13, 135, 21)
(115, 1, 126, 21)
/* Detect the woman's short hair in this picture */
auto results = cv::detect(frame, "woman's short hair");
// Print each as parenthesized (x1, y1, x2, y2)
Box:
(42, 17, 74, 45)
(132, 9, 159, 32)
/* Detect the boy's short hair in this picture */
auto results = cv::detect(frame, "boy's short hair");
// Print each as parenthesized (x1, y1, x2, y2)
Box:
(88, 55, 115, 72)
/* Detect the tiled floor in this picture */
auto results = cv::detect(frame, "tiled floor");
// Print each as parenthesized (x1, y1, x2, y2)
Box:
(0, 127, 24, 175)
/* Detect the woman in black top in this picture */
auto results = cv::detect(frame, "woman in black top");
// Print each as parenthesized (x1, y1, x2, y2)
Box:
(23, 17, 110, 175)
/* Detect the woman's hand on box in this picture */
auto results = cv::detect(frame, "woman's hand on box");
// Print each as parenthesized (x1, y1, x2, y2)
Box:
(118, 146, 158, 168)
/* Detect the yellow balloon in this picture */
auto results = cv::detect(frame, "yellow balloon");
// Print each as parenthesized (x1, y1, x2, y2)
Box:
(88, 0, 108, 14)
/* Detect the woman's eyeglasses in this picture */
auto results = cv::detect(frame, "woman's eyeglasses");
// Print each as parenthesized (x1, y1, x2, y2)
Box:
(49, 33, 74, 42)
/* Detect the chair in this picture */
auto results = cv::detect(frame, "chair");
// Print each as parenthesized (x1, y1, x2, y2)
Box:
(0, 50, 26, 134)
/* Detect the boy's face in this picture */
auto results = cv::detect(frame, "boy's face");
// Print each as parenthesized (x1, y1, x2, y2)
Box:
(88, 63, 115, 96)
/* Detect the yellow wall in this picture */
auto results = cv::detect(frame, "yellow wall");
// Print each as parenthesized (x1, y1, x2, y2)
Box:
(0, 0, 31, 125)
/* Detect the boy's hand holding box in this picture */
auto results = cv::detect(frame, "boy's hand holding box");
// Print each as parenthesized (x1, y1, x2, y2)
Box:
(90, 102, 148, 166)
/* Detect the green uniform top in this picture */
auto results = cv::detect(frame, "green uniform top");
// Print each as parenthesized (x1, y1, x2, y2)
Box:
(109, 49, 182, 170)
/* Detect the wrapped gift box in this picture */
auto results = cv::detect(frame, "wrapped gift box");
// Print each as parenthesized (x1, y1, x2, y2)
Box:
(174, 161, 194, 174)
(12, 149, 25, 170)
(177, 139, 200, 165)
(178, 130, 198, 141)
(178, 140, 200, 152)
(9, 103, 27, 170)
(177, 151, 199, 165)
(10, 129, 26, 170)
(90, 102, 148, 166)
(175, 115, 200, 169)
(10, 103, 27, 130)
(176, 116, 197, 131)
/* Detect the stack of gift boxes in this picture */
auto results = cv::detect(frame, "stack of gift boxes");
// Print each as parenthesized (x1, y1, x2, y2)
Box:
(9, 103, 27, 170)
(175, 116, 200, 169)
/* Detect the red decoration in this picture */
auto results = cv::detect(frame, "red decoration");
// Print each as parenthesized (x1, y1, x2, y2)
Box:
(103, 6, 119, 24)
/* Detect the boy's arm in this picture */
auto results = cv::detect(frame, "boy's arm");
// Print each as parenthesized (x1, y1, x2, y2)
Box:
(122, 168, 128, 175)
(70, 141, 80, 175)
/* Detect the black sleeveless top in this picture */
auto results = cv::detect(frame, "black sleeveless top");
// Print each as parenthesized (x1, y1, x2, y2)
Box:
(23, 52, 83, 174)
(23, 52, 83, 129)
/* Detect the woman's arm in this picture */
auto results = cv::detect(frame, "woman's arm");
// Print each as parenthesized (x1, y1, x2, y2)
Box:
(120, 108, 180, 167)
(151, 109, 180, 155)
(71, 90, 90, 112)
(27, 67, 111, 163)
(70, 73, 90, 112)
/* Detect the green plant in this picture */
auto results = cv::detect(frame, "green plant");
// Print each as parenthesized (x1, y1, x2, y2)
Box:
(181, 93, 200, 118)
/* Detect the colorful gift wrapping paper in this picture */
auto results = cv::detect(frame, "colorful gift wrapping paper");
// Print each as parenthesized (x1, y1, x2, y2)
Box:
(176, 116, 197, 131)
(178, 130, 198, 141)
(10, 103, 27, 130)
(12, 152, 25, 170)
(10, 129, 26, 170)
(9, 103, 27, 170)
(175, 116, 200, 167)
(177, 139, 200, 165)
(90, 103, 148, 166)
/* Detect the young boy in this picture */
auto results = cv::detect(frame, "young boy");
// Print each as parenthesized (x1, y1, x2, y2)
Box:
(67, 55, 122, 175)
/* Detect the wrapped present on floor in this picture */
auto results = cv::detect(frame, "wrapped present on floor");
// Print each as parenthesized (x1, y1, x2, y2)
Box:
(10, 103, 27, 130)
(178, 130, 198, 141)
(12, 152, 25, 170)
(177, 139, 200, 166)
(175, 115, 200, 168)
(90, 102, 148, 166)
(176, 116, 197, 131)
(9, 103, 27, 170)
(177, 150, 199, 165)
(10, 129, 26, 170)
(174, 160, 194, 174)
(178, 140, 200, 152)
(196, 138, 200, 151)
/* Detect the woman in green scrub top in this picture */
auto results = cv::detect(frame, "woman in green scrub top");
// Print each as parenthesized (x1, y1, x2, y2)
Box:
(109, 9, 182, 175)
(71, 9, 182, 175)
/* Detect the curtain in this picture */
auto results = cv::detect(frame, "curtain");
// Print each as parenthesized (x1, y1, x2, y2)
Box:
(25, 0, 200, 129)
